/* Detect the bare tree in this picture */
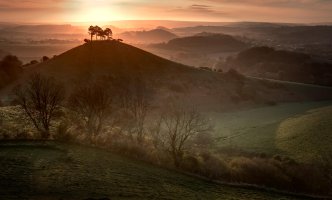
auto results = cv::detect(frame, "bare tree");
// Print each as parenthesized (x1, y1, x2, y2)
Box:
(14, 73, 64, 139)
(155, 103, 212, 167)
(111, 76, 151, 143)
(68, 81, 113, 142)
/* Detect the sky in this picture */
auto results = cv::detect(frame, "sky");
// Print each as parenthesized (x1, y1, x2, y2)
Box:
(0, 0, 332, 24)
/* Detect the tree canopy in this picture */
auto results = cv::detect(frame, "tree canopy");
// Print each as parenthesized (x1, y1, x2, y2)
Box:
(88, 26, 113, 41)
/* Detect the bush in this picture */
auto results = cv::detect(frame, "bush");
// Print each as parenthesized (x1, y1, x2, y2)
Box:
(54, 120, 76, 142)
(199, 151, 230, 180)
(229, 156, 289, 188)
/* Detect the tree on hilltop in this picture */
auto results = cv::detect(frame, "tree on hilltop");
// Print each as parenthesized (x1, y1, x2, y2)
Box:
(94, 26, 103, 40)
(88, 25, 96, 41)
(104, 28, 113, 40)
(87, 26, 113, 41)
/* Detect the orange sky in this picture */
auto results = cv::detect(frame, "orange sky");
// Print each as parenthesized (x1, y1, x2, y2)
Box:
(0, 0, 332, 25)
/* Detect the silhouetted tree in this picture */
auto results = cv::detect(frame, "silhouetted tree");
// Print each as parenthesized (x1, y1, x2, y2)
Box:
(94, 26, 103, 40)
(0, 55, 22, 79)
(104, 28, 113, 40)
(88, 25, 96, 41)
(87, 26, 113, 41)
(42, 56, 49, 62)
(14, 73, 65, 139)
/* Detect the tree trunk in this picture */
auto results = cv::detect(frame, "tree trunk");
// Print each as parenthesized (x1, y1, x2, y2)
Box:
(41, 130, 50, 140)
(172, 151, 181, 168)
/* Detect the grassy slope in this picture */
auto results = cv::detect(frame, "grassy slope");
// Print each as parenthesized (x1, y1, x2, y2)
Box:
(212, 101, 332, 155)
(0, 141, 306, 200)
(276, 105, 332, 163)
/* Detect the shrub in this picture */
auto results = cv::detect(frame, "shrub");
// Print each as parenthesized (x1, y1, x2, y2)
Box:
(199, 151, 230, 180)
(54, 120, 76, 142)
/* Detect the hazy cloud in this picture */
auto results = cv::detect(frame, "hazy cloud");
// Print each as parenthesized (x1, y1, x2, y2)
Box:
(0, 0, 331, 23)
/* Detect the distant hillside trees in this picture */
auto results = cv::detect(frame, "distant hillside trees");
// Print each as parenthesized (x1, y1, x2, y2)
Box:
(42, 56, 50, 62)
(0, 55, 22, 88)
(88, 25, 113, 41)
(14, 74, 65, 139)
(0, 55, 22, 79)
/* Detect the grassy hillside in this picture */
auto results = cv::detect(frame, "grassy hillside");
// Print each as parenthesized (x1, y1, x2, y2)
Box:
(276, 105, 332, 163)
(0, 141, 308, 200)
(212, 101, 332, 155)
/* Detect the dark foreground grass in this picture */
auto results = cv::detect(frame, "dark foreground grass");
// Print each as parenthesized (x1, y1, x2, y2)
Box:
(0, 141, 309, 200)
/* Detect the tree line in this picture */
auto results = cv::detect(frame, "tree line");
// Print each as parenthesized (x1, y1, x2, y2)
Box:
(13, 73, 211, 168)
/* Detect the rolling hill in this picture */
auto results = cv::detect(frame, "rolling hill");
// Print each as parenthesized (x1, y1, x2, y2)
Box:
(0, 141, 309, 200)
(152, 33, 248, 53)
(2, 40, 332, 110)
(172, 24, 332, 44)
(218, 46, 332, 86)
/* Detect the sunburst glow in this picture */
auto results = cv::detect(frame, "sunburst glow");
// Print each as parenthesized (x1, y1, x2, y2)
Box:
(70, 1, 123, 24)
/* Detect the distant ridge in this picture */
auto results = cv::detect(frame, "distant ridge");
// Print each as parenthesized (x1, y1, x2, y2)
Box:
(118, 29, 178, 43)
(152, 33, 248, 53)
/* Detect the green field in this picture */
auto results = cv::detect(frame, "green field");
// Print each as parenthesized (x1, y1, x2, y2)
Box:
(277, 105, 332, 163)
(0, 141, 309, 200)
(211, 101, 332, 157)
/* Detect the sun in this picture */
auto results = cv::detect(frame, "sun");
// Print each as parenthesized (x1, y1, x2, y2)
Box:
(72, 1, 123, 24)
